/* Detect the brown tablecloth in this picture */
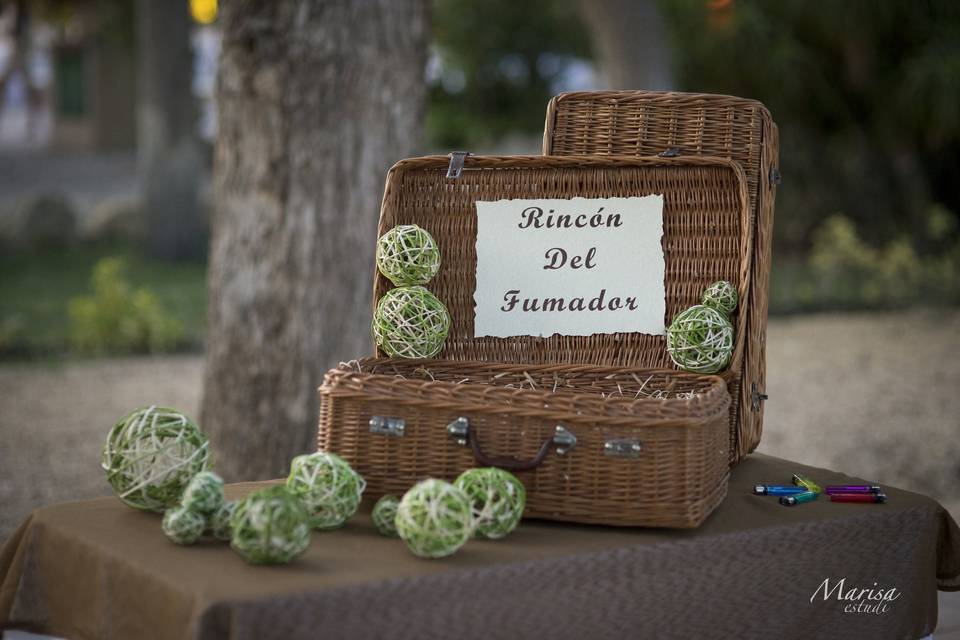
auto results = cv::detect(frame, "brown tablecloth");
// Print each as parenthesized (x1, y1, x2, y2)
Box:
(2, 453, 958, 640)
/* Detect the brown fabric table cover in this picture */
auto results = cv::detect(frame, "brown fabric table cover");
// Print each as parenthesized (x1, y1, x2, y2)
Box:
(2, 453, 958, 640)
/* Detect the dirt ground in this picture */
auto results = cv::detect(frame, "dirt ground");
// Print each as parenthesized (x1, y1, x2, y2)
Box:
(1, 308, 958, 633)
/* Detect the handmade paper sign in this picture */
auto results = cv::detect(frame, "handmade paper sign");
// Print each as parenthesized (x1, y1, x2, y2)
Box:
(474, 196, 665, 338)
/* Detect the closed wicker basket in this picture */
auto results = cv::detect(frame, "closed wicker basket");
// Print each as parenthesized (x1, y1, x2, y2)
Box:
(316, 154, 751, 528)
(543, 90, 779, 463)
(320, 359, 730, 528)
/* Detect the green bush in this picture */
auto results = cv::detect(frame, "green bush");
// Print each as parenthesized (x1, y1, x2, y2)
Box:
(807, 208, 960, 307)
(68, 257, 184, 354)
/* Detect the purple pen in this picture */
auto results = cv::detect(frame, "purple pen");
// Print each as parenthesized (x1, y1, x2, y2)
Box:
(825, 485, 882, 495)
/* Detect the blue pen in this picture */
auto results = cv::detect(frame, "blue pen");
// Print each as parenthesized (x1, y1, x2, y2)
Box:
(754, 484, 808, 496)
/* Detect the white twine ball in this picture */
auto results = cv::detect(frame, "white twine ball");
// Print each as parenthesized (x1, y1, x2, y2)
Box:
(162, 506, 206, 545)
(395, 479, 475, 558)
(371, 494, 400, 537)
(666, 304, 734, 374)
(209, 500, 237, 541)
(455, 468, 526, 539)
(102, 405, 211, 512)
(286, 452, 366, 530)
(702, 280, 739, 315)
(181, 471, 225, 516)
(375, 224, 441, 286)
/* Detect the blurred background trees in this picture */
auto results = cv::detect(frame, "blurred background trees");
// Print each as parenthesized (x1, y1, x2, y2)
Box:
(1, 0, 958, 358)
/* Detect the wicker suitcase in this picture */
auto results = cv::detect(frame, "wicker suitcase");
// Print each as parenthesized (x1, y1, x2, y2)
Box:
(317, 154, 751, 527)
(543, 91, 779, 463)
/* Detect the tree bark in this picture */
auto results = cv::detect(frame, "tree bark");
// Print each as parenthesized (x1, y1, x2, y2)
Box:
(203, 0, 429, 480)
(136, 0, 205, 259)
(579, 0, 674, 90)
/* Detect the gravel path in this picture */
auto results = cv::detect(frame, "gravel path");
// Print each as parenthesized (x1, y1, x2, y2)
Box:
(1, 309, 958, 631)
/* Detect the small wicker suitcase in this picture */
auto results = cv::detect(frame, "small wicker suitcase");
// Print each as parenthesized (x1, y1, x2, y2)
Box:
(543, 91, 779, 463)
(317, 154, 751, 528)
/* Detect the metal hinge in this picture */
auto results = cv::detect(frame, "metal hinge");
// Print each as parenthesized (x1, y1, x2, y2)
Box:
(446, 151, 471, 179)
(751, 383, 769, 411)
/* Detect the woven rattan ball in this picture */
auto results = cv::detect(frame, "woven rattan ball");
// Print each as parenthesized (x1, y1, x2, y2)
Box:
(395, 479, 474, 558)
(209, 500, 237, 541)
(230, 485, 311, 565)
(666, 304, 734, 374)
(454, 468, 526, 539)
(181, 471, 224, 516)
(702, 280, 739, 315)
(162, 506, 206, 545)
(376, 224, 441, 286)
(286, 452, 366, 530)
(372, 285, 451, 358)
(371, 494, 400, 537)
(102, 405, 212, 512)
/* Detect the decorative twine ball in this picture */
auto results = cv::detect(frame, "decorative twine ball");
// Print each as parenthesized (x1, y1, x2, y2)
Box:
(454, 468, 526, 540)
(181, 471, 225, 516)
(230, 485, 311, 565)
(376, 224, 441, 286)
(701, 280, 739, 316)
(371, 494, 401, 537)
(372, 286, 451, 358)
(102, 406, 211, 512)
(162, 506, 206, 545)
(286, 452, 366, 530)
(209, 500, 237, 541)
(666, 304, 734, 374)
(395, 479, 474, 559)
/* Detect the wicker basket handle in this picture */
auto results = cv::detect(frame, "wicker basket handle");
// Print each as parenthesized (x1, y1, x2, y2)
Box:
(447, 417, 576, 471)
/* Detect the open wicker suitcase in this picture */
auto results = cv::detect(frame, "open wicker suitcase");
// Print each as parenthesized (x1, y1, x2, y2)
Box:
(317, 154, 752, 528)
(543, 91, 779, 463)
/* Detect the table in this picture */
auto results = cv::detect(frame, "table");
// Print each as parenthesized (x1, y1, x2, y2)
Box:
(2, 453, 958, 640)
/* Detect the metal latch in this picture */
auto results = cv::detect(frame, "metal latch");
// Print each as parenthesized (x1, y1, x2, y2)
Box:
(446, 151, 471, 179)
(604, 438, 643, 458)
(369, 415, 405, 437)
(769, 167, 782, 186)
(751, 383, 769, 411)
(657, 147, 681, 158)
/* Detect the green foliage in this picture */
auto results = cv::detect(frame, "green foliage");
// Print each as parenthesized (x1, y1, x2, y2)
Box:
(806, 210, 960, 308)
(429, 0, 591, 147)
(68, 257, 185, 354)
(659, 0, 960, 259)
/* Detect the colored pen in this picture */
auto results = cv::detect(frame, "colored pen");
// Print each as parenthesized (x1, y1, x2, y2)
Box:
(779, 490, 819, 506)
(792, 474, 823, 494)
(754, 484, 808, 496)
(830, 493, 887, 504)
(825, 485, 881, 495)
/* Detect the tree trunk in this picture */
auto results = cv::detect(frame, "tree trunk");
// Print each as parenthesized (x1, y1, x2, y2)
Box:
(202, 0, 429, 480)
(579, 0, 674, 90)
(136, 0, 205, 259)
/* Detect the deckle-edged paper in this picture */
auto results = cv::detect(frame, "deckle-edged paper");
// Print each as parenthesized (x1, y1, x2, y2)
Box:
(474, 196, 665, 338)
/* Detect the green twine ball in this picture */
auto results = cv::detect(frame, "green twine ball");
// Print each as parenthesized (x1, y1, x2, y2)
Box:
(209, 500, 237, 541)
(372, 286, 451, 358)
(666, 304, 734, 374)
(286, 452, 366, 530)
(395, 479, 474, 558)
(102, 405, 211, 512)
(702, 280, 739, 315)
(181, 471, 225, 516)
(162, 506, 206, 545)
(371, 494, 400, 537)
(454, 468, 526, 539)
(376, 224, 441, 286)
(230, 485, 311, 565)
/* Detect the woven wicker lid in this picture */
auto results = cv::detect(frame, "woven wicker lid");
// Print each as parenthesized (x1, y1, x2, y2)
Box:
(373, 154, 752, 371)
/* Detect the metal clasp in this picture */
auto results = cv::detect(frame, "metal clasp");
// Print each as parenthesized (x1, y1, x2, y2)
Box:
(657, 147, 681, 158)
(370, 415, 405, 437)
(447, 416, 469, 445)
(553, 425, 577, 455)
(604, 438, 642, 458)
(769, 167, 782, 186)
(446, 151, 471, 179)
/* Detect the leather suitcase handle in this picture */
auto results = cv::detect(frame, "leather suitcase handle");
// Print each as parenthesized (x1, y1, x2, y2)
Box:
(447, 417, 576, 471)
